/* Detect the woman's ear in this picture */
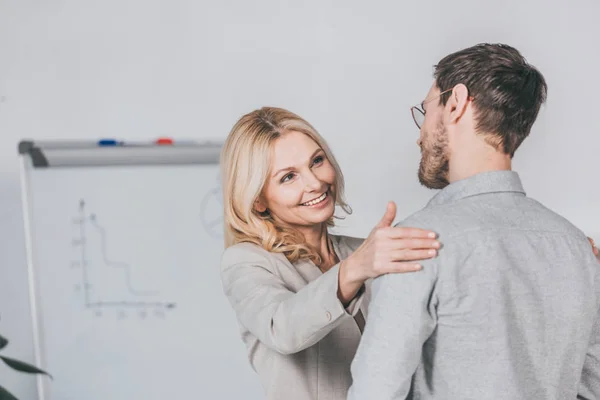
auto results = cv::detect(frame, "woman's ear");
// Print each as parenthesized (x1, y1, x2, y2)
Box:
(254, 198, 267, 213)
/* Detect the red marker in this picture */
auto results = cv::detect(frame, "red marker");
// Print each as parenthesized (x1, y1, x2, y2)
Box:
(156, 137, 173, 145)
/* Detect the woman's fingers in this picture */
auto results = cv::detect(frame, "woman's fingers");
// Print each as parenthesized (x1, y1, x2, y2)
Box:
(360, 225, 442, 278)
(384, 226, 437, 240)
(374, 201, 397, 229)
(386, 238, 440, 250)
(390, 248, 437, 262)
(588, 237, 598, 256)
(384, 262, 423, 274)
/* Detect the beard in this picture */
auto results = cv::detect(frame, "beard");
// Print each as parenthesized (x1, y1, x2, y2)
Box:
(418, 121, 450, 189)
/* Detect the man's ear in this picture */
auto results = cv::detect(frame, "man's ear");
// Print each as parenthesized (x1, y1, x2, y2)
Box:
(254, 197, 267, 213)
(446, 84, 470, 124)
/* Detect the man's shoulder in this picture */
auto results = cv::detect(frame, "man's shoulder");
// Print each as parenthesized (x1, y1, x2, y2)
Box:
(394, 194, 588, 244)
(521, 197, 589, 238)
(393, 203, 465, 239)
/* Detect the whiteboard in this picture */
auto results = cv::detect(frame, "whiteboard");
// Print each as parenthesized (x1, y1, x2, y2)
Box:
(18, 140, 263, 400)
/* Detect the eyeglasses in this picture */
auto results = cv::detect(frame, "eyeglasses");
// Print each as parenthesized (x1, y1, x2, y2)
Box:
(410, 89, 453, 129)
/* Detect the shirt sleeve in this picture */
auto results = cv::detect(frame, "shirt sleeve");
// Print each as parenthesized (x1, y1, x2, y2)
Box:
(347, 259, 439, 399)
(220, 244, 365, 355)
(579, 298, 600, 399)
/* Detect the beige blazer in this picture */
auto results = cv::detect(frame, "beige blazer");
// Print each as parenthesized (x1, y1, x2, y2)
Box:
(220, 234, 369, 400)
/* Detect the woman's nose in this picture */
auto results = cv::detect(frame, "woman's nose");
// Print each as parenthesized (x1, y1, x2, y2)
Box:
(303, 172, 323, 191)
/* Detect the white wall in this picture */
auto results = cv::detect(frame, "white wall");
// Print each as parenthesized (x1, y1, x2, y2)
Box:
(1, 0, 599, 398)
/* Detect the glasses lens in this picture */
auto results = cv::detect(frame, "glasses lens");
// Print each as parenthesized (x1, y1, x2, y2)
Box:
(411, 107, 424, 129)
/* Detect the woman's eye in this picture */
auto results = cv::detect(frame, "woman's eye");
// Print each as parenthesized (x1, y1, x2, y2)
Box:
(312, 155, 324, 165)
(281, 173, 294, 183)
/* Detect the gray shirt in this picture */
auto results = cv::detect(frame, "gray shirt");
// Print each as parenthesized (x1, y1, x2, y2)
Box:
(347, 170, 600, 400)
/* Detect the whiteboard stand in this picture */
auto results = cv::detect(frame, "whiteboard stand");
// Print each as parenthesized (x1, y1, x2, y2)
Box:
(17, 139, 263, 400)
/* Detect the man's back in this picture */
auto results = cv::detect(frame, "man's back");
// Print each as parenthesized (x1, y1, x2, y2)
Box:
(348, 171, 600, 400)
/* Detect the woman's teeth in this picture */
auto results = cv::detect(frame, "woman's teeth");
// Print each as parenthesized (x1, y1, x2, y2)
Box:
(302, 192, 327, 206)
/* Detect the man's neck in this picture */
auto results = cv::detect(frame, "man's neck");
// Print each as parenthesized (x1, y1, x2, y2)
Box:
(448, 148, 512, 184)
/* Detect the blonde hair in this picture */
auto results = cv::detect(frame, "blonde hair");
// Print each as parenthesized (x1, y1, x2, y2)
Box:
(220, 107, 351, 264)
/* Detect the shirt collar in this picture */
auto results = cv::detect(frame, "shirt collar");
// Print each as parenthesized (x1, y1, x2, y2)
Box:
(426, 170, 526, 208)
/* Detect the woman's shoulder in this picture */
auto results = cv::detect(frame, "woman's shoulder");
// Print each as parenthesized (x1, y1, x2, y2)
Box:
(221, 235, 365, 269)
(330, 233, 365, 254)
(221, 241, 286, 269)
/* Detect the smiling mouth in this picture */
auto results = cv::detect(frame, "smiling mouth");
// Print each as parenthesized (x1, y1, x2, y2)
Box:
(301, 192, 328, 206)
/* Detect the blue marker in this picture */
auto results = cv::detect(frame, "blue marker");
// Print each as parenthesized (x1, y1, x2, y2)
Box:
(97, 139, 121, 146)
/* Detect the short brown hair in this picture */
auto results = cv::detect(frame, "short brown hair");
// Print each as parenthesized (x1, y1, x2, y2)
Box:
(434, 43, 547, 157)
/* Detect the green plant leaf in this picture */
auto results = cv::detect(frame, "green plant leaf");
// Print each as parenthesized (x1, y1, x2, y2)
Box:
(0, 356, 52, 379)
(0, 385, 19, 400)
(0, 334, 7, 350)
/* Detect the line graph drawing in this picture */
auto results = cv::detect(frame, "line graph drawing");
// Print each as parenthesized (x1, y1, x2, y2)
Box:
(72, 199, 176, 312)
(88, 211, 158, 297)
(200, 175, 224, 239)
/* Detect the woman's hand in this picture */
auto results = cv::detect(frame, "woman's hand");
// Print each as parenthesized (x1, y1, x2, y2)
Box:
(337, 201, 440, 304)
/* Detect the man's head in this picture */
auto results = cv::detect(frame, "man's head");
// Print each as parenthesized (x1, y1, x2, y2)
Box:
(412, 43, 548, 189)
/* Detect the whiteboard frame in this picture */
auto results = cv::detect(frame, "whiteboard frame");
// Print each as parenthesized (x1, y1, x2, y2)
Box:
(19, 155, 48, 400)
(17, 140, 224, 400)
(18, 140, 223, 168)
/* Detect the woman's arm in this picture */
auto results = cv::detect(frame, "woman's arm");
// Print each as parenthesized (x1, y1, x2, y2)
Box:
(221, 203, 441, 355)
(221, 244, 358, 355)
(337, 201, 440, 304)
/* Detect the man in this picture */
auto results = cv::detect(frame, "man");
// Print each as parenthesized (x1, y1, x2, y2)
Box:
(347, 43, 600, 399)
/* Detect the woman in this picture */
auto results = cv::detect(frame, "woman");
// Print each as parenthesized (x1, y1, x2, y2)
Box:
(219, 107, 441, 400)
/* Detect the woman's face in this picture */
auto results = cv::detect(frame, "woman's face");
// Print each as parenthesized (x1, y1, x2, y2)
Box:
(257, 131, 337, 230)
